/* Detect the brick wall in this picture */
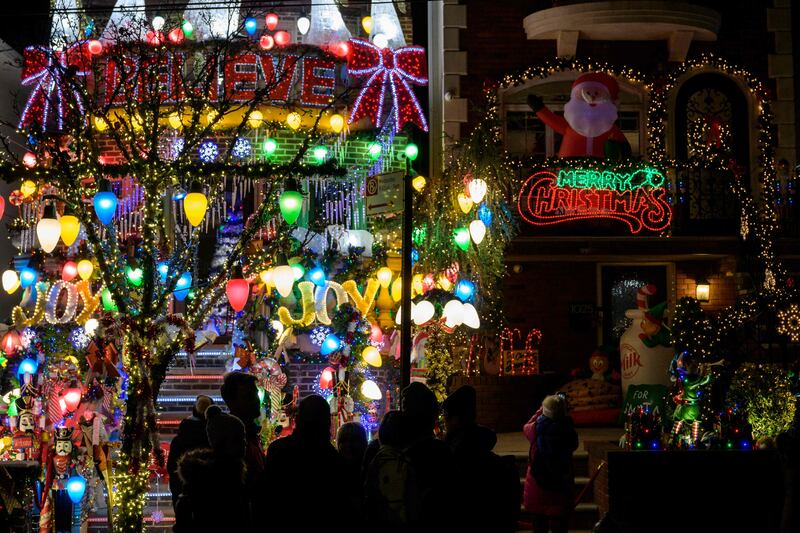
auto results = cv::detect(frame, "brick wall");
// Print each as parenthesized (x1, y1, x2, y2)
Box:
(675, 257, 739, 312)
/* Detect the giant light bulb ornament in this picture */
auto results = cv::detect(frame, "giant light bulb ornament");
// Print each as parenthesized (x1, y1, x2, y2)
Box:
(279, 177, 303, 225)
(361, 379, 382, 400)
(362, 346, 382, 367)
(467, 178, 488, 203)
(59, 208, 81, 247)
(272, 264, 295, 298)
(37, 204, 61, 253)
(226, 265, 250, 312)
(376, 267, 393, 288)
(2, 270, 19, 294)
(469, 220, 486, 245)
(19, 267, 38, 289)
(183, 182, 208, 227)
(77, 260, 93, 280)
(93, 182, 118, 225)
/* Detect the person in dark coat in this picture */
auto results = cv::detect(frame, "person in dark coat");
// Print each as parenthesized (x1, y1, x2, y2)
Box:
(174, 405, 250, 532)
(264, 394, 350, 531)
(523, 394, 579, 533)
(167, 395, 213, 509)
(337, 421, 368, 486)
(221, 372, 264, 493)
(443, 385, 519, 533)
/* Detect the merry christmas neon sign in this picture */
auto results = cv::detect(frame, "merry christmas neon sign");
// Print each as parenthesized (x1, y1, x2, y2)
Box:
(517, 167, 672, 234)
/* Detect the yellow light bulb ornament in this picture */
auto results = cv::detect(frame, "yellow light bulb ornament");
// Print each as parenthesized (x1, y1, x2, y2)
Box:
(168, 112, 183, 130)
(391, 277, 402, 302)
(412, 274, 424, 297)
(329, 113, 345, 133)
(20, 180, 37, 198)
(77, 260, 94, 280)
(457, 193, 474, 214)
(93, 115, 109, 132)
(412, 175, 426, 192)
(247, 110, 264, 129)
(286, 112, 302, 130)
(183, 183, 208, 227)
(376, 267, 393, 289)
(59, 211, 81, 247)
(361, 16, 373, 34)
(260, 269, 274, 287)
(362, 346, 382, 367)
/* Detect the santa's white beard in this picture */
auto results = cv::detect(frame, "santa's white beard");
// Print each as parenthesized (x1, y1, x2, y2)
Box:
(563, 98, 618, 138)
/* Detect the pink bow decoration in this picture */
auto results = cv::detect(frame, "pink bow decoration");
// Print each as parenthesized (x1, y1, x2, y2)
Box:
(347, 38, 428, 133)
(20, 42, 93, 129)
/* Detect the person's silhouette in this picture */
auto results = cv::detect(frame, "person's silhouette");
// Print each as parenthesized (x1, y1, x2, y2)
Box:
(220, 372, 264, 496)
(167, 395, 213, 509)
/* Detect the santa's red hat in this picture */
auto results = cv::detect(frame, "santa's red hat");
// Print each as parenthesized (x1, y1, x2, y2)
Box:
(572, 72, 620, 101)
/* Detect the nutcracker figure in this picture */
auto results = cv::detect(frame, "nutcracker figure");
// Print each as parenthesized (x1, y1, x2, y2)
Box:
(40, 427, 78, 533)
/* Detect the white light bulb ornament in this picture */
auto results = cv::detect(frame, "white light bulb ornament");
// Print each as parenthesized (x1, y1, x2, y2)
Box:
(272, 265, 295, 298)
(469, 220, 486, 245)
(467, 178, 488, 204)
(37, 204, 62, 253)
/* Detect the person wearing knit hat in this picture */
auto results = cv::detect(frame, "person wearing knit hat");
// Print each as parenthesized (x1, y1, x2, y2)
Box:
(523, 395, 578, 533)
(527, 71, 631, 159)
(167, 395, 214, 509)
(175, 405, 250, 532)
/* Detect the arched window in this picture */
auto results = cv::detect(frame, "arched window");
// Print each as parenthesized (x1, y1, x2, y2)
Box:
(671, 72, 750, 233)
(501, 73, 647, 158)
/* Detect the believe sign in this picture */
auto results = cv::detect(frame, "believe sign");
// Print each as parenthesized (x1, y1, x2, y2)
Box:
(517, 166, 673, 234)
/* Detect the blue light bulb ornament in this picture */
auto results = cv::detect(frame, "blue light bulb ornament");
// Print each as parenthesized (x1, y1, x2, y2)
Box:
(19, 267, 38, 289)
(17, 358, 38, 376)
(308, 267, 326, 287)
(157, 262, 169, 283)
(478, 204, 493, 227)
(455, 279, 475, 302)
(244, 17, 258, 35)
(320, 334, 341, 356)
(174, 272, 192, 301)
(66, 475, 87, 503)
(93, 187, 118, 225)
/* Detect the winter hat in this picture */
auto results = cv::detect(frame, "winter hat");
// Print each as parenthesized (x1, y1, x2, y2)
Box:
(442, 385, 477, 423)
(542, 395, 567, 419)
(572, 72, 619, 101)
(401, 382, 438, 431)
(644, 301, 668, 327)
(205, 405, 246, 458)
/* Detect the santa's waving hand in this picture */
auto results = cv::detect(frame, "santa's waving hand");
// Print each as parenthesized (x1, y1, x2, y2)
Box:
(528, 72, 631, 159)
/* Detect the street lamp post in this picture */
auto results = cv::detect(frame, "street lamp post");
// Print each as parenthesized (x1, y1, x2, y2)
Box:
(400, 144, 418, 389)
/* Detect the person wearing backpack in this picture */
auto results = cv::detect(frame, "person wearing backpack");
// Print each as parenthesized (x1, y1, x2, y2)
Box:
(524, 394, 579, 533)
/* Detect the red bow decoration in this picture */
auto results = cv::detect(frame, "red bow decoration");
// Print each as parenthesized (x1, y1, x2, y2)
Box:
(347, 38, 428, 133)
(20, 42, 93, 129)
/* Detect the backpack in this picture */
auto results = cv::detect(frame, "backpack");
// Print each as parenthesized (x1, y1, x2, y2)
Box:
(365, 445, 422, 528)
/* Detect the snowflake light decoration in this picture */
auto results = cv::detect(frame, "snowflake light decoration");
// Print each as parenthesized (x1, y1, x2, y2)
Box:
(20, 328, 36, 349)
(170, 137, 185, 160)
(310, 326, 332, 346)
(198, 140, 219, 162)
(231, 137, 252, 159)
(777, 303, 800, 342)
(70, 327, 91, 350)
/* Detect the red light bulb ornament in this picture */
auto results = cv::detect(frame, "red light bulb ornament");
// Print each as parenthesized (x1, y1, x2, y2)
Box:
(274, 31, 290, 46)
(22, 152, 37, 168)
(319, 366, 335, 389)
(2, 329, 21, 356)
(265, 13, 279, 31)
(168, 28, 185, 44)
(226, 265, 250, 312)
(61, 387, 82, 413)
(87, 40, 103, 55)
(259, 35, 275, 50)
(62, 261, 78, 281)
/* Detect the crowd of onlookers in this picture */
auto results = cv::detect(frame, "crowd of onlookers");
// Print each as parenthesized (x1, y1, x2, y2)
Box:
(166, 373, 583, 533)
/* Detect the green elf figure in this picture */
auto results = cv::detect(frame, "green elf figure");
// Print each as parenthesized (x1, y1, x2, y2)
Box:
(670, 353, 712, 446)
(639, 301, 671, 348)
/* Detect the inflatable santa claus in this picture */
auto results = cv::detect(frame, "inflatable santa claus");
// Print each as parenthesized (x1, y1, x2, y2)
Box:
(528, 72, 631, 159)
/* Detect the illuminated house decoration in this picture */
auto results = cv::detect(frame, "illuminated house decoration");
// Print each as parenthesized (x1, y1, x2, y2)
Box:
(517, 166, 673, 234)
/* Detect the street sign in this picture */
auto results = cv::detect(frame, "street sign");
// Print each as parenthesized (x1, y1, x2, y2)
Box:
(365, 171, 404, 215)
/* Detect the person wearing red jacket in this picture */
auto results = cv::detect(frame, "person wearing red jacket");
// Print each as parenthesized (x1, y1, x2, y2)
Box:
(528, 72, 631, 159)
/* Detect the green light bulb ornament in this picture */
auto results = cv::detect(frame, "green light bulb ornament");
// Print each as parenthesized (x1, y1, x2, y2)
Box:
(125, 265, 144, 287)
(279, 177, 304, 225)
(263, 138, 278, 157)
(404, 143, 419, 161)
(101, 288, 118, 312)
(453, 227, 471, 251)
(368, 142, 382, 160)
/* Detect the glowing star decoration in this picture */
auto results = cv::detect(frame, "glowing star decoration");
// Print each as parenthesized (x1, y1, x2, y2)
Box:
(59, 212, 81, 246)
(174, 272, 192, 301)
(36, 204, 61, 253)
(361, 379, 382, 400)
(517, 167, 672, 234)
(467, 178, 488, 203)
(320, 334, 341, 356)
(198, 140, 219, 162)
(457, 193, 473, 214)
(412, 175, 426, 192)
(77, 260, 93, 280)
(453, 227, 470, 251)
(297, 16, 310, 35)
(231, 137, 252, 159)
(272, 265, 295, 297)
(777, 303, 800, 342)
(2, 270, 20, 294)
(19, 42, 92, 129)
(286, 112, 302, 130)
(329, 113, 345, 133)
(93, 190, 118, 225)
(183, 183, 208, 227)
(469, 220, 486, 245)
(376, 267, 393, 288)
(347, 38, 429, 133)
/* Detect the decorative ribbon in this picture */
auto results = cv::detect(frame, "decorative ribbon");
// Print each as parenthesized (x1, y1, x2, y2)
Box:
(20, 41, 92, 129)
(347, 38, 428, 133)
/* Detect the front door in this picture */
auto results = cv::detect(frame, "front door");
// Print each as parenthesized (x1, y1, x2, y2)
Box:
(600, 265, 669, 348)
